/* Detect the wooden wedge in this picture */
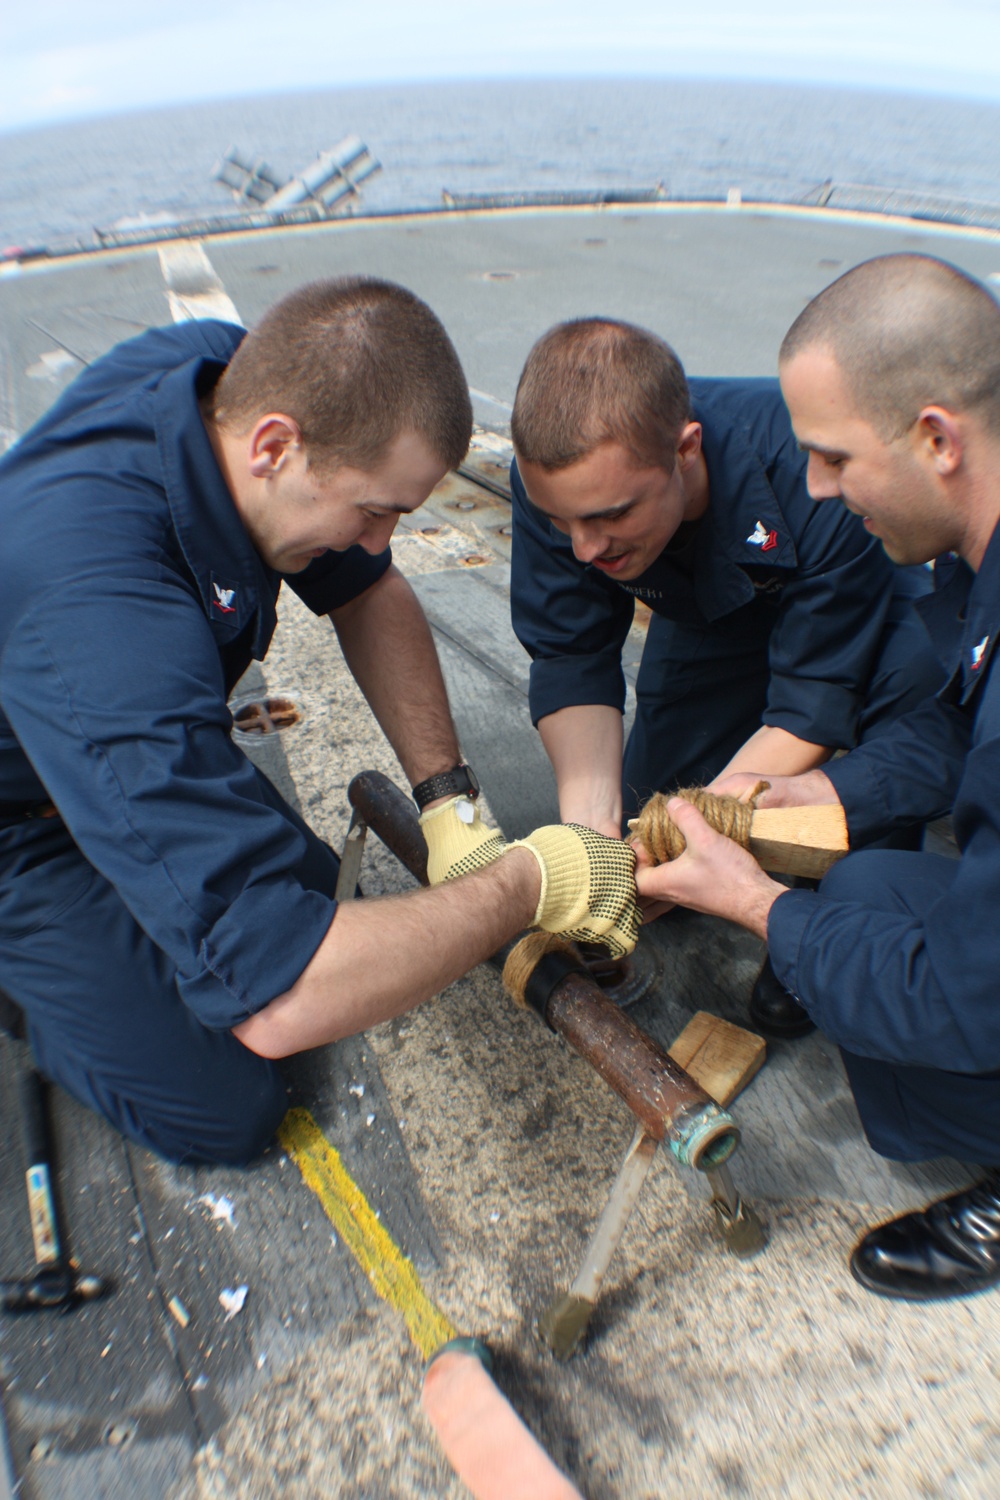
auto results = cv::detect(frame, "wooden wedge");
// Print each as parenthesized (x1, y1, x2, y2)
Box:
(667, 1012, 767, 1107)
(746, 803, 848, 880)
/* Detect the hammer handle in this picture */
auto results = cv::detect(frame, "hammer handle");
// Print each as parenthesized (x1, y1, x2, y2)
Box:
(20, 1068, 61, 1266)
(20, 1067, 48, 1169)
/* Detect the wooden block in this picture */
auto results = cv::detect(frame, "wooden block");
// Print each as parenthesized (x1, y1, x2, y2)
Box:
(667, 1011, 767, 1106)
(748, 804, 848, 880)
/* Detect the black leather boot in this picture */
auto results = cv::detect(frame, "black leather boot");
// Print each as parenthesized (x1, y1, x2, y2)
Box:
(748, 956, 815, 1039)
(851, 1170, 1000, 1301)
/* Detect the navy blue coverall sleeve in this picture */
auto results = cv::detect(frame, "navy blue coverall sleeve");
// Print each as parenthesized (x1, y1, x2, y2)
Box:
(767, 691, 989, 1072)
(822, 693, 969, 845)
(509, 460, 636, 725)
(0, 572, 336, 1031)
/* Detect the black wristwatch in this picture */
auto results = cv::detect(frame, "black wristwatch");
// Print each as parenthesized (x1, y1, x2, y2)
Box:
(412, 763, 480, 811)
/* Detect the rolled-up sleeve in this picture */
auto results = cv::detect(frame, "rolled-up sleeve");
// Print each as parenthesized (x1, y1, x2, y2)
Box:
(0, 574, 336, 1029)
(509, 462, 634, 725)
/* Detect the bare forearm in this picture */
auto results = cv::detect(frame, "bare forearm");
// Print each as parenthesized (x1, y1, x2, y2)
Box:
(331, 565, 460, 785)
(538, 703, 623, 837)
(233, 849, 541, 1057)
(714, 724, 832, 784)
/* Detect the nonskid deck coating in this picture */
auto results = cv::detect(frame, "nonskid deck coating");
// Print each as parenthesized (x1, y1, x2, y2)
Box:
(0, 205, 998, 1498)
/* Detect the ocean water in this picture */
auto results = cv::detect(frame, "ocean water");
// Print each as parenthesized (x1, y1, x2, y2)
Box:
(1, 78, 999, 251)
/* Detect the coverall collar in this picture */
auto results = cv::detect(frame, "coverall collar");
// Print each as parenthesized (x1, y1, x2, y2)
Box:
(954, 517, 1000, 702)
(153, 355, 278, 661)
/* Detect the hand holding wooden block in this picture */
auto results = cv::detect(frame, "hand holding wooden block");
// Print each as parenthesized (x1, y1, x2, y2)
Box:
(629, 794, 848, 880)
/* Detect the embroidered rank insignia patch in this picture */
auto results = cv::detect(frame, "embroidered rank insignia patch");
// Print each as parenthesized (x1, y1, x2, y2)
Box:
(747, 520, 778, 552)
(971, 634, 989, 670)
(212, 581, 237, 614)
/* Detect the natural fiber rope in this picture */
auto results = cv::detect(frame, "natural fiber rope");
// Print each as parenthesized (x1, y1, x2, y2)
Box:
(501, 932, 578, 1008)
(629, 781, 770, 865)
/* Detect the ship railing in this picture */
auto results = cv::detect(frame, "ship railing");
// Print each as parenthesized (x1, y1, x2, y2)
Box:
(797, 179, 1000, 232)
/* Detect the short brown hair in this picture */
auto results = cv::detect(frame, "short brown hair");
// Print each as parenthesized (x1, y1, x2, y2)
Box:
(511, 319, 691, 471)
(211, 276, 472, 470)
(780, 254, 1000, 440)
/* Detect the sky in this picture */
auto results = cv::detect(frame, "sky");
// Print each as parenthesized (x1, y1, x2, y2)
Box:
(3, 0, 1000, 135)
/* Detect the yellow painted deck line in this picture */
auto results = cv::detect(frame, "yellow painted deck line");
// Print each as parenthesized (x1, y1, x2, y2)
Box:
(278, 1106, 457, 1360)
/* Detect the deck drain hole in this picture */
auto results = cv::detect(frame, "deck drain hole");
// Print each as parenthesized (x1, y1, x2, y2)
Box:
(450, 498, 477, 511)
(105, 1423, 134, 1449)
(420, 525, 442, 535)
(483, 270, 517, 281)
(460, 554, 490, 567)
(497, 524, 512, 537)
(233, 697, 302, 735)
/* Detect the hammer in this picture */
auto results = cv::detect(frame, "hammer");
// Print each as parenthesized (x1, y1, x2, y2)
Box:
(1, 1061, 108, 1312)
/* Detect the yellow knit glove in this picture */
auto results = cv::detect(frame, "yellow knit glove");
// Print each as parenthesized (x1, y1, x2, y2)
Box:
(506, 824, 640, 959)
(420, 796, 508, 886)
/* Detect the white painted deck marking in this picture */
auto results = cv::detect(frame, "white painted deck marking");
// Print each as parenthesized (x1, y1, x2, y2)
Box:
(26, 348, 82, 382)
(157, 242, 243, 326)
(468, 385, 512, 414)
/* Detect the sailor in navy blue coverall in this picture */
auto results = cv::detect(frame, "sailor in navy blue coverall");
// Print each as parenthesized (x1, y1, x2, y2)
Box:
(0, 296, 644, 1167)
(772, 551, 1000, 1166)
(511, 377, 941, 818)
(637, 253, 1000, 1300)
(0, 320, 383, 1161)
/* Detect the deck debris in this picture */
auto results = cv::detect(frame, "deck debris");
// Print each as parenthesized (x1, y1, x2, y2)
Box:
(219, 1285, 248, 1320)
(348, 1082, 365, 1098)
(197, 1192, 237, 1228)
(168, 1295, 191, 1328)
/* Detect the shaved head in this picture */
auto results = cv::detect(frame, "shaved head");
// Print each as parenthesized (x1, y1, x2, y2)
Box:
(779, 254, 1000, 439)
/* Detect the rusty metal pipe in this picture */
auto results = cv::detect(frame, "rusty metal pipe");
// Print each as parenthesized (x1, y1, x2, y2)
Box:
(346, 771, 738, 1170)
(542, 972, 734, 1167)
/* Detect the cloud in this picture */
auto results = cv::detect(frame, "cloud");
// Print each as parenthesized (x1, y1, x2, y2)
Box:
(2, 1, 998, 133)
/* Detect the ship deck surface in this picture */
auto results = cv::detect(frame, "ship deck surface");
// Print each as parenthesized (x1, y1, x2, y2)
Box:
(0, 203, 998, 1499)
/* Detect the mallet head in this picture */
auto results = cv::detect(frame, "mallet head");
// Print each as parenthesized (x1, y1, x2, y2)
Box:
(1, 1265, 109, 1313)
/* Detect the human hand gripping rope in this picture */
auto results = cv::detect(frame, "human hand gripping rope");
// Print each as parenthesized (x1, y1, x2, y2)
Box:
(506, 824, 640, 959)
(628, 781, 770, 863)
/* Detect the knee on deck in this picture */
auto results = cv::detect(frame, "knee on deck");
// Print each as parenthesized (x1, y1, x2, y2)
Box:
(141, 1065, 290, 1166)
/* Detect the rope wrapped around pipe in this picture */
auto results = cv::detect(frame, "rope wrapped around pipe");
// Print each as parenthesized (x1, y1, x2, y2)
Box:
(502, 932, 578, 1008)
(629, 781, 770, 865)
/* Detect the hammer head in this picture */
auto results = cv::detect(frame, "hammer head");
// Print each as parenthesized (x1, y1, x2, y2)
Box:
(1, 1264, 108, 1313)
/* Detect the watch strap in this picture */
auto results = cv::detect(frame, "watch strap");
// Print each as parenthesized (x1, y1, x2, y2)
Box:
(412, 764, 479, 810)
